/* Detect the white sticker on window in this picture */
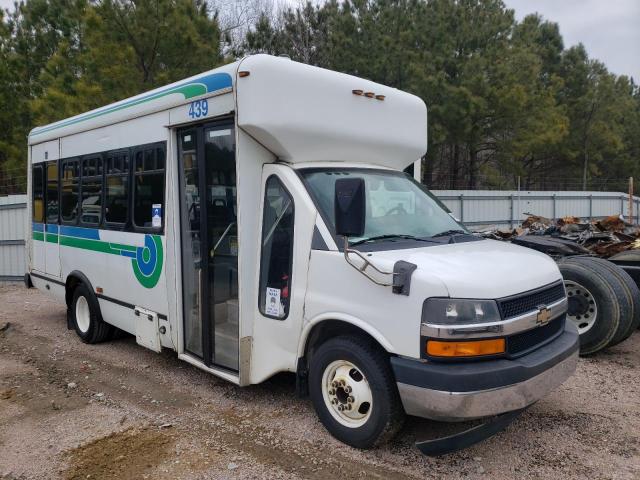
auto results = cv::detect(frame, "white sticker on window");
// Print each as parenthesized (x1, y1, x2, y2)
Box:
(152, 204, 162, 228)
(265, 287, 281, 317)
(209, 129, 232, 138)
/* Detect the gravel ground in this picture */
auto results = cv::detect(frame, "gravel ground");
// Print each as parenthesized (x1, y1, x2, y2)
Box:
(0, 283, 639, 480)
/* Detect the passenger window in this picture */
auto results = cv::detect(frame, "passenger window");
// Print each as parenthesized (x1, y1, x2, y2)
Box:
(105, 152, 129, 224)
(259, 176, 294, 319)
(133, 146, 165, 229)
(80, 156, 103, 225)
(46, 162, 59, 223)
(32, 164, 44, 223)
(60, 160, 79, 223)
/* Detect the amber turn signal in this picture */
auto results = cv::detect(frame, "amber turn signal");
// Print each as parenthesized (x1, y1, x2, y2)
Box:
(426, 338, 505, 357)
(238, 71, 250, 77)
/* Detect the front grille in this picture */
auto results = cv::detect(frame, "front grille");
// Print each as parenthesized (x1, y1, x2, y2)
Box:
(507, 316, 565, 357)
(498, 282, 565, 319)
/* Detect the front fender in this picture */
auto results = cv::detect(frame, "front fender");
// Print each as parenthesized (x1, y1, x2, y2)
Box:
(297, 312, 396, 358)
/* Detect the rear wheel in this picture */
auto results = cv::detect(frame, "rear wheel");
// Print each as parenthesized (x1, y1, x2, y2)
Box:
(71, 284, 112, 344)
(309, 335, 405, 449)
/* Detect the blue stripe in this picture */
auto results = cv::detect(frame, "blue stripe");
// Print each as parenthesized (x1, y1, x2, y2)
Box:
(136, 235, 157, 276)
(119, 251, 137, 259)
(59, 225, 101, 240)
(46, 224, 59, 234)
(199, 73, 233, 94)
(33, 222, 44, 232)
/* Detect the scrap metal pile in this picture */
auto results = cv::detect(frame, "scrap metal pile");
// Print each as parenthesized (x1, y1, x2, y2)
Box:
(480, 214, 640, 258)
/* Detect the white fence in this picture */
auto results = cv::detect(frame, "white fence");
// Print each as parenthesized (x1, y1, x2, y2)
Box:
(0, 195, 28, 281)
(432, 190, 640, 229)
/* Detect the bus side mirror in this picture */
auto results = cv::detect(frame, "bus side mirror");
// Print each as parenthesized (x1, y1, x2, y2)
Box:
(334, 177, 365, 238)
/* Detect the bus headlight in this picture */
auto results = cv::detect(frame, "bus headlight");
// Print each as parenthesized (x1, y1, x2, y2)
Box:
(423, 298, 501, 325)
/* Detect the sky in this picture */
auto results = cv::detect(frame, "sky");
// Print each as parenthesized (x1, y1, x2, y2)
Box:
(504, 0, 639, 81)
(0, 0, 638, 80)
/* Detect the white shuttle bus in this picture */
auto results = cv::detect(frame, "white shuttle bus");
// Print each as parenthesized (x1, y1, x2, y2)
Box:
(26, 55, 579, 453)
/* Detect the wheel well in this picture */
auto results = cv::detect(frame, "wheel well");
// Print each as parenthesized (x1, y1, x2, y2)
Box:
(65, 275, 82, 308)
(296, 320, 390, 398)
(304, 320, 388, 361)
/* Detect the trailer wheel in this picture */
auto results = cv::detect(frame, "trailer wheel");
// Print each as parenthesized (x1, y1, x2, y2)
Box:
(569, 256, 640, 345)
(557, 259, 624, 354)
(308, 335, 405, 449)
(71, 283, 112, 344)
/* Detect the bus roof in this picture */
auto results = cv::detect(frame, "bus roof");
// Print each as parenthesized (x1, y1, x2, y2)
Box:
(28, 61, 239, 144)
(29, 55, 427, 170)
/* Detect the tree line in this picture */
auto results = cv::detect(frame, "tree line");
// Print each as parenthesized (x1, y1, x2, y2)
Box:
(1, 0, 639, 194)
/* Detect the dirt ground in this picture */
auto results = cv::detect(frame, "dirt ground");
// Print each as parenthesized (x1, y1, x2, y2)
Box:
(0, 283, 639, 480)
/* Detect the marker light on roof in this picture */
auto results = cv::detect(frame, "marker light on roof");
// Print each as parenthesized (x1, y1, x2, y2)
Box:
(375, 95, 385, 101)
(352, 89, 364, 95)
(364, 92, 375, 98)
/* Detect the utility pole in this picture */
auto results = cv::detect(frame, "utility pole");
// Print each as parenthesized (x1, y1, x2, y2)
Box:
(629, 177, 634, 225)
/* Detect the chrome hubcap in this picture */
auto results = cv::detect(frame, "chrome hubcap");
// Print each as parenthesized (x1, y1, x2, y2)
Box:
(75, 295, 91, 333)
(565, 281, 597, 334)
(321, 360, 372, 428)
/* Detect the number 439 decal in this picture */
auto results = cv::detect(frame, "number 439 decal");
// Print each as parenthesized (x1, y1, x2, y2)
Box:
(188, 99, 209, 119)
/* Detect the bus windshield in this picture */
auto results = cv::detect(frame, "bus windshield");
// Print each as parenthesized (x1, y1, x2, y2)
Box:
(300, 168, 467, 244)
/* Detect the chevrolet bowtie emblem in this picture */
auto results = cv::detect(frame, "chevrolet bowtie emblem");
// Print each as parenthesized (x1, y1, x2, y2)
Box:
(536, 306, 551, 325)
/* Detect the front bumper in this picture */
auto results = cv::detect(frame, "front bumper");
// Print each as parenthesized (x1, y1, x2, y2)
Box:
(391, 321, 579, 421)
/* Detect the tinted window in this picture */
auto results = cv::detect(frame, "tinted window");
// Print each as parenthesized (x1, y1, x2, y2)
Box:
(105, 152, 129, 224)
(60, 160, 79, 223)
(32, 164, 44, 223)
(259, 176, 294, 319)
(80, 156, 103, 225)
(133, 147, 165, 229)
(46, 162, 59, 223)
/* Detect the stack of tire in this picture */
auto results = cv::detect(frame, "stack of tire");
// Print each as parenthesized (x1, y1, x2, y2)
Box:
(558, 256, 640, 355)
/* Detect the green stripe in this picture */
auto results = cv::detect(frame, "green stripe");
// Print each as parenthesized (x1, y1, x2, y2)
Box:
(59, 235, 119, 254)
(31, 83, 208, 136)
(132, 235, 164, 289)
(33, 231, 163, 289)
(109, 242, 137, 252)
(35, 234, 139, 256)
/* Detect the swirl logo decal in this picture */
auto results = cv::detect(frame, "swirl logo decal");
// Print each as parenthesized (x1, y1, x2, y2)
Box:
(131, 235, 164, 289)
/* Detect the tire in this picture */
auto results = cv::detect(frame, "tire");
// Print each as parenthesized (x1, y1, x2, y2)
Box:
(71, 283, 112, 344)
(570, 256, 640, 344)
(308, 335, 405, 449)
(557, 258, 624, 355)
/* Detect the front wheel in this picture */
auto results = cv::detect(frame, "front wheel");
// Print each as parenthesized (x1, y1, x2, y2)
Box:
(308, 336, 405, 449)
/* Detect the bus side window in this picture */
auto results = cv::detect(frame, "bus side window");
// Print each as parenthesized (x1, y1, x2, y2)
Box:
(259, 176, 294, 320)
(133, 146, 165, 230)
(61, 159, 79, 223)
(32, 164, 45, 223)
(105, 152, 129, 225)
(46, 161, 59, 223)
(80, 156, 103, 226)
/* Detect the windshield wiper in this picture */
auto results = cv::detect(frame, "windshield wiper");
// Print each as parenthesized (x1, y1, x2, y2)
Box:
(350, 234, 436, 246)
(431, 229, 468, 238)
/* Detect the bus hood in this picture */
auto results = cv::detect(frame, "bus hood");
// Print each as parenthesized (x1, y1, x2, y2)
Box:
(368, 238, 561, 299)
